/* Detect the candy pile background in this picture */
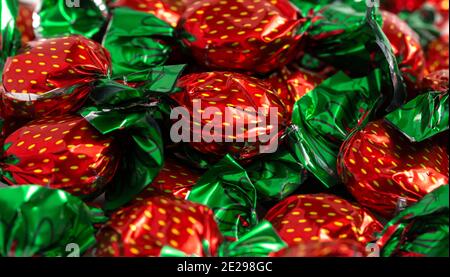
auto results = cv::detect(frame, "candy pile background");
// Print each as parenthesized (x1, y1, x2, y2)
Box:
(0, 0, 448, 257)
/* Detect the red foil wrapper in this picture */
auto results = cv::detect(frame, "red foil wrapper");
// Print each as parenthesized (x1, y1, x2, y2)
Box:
(95, 195, 223, 257)
(422, 69, 449, 92)
(109, 0, 191, 27)
(382, 0, 449, 29)
(267, 65, 325, 116)
(180, 0, 304, 74)
(382, 10, 425, 93)
(265, 194, 383, 247)
(270, 240, 365, 257)
(134, 158, 201, 200)
(1, 35, 111, 121)
(17, 1, 36, 44)
(426, 35, 449, 74)
(338, 120, 449, 218)
(0, 115, 119, 198)
(382, 0, 427, 13)
(171, 71, 288, 160)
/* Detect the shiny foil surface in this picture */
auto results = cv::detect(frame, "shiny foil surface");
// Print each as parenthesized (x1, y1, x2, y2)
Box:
(0, 185, 99, 257)
(109, 0, 191, 27)
(180, 0, 304, 73)
(422, 69, 449, 92)
(171, 71, 288, 160)
(267, 65, 325, 116)
(338, 120, 448, 218)
(265, 194, 383, 248)
(95, 195, 223, 257)
(1, 115, 119, 198)
(426, 35, 449, 74)
(134, 158, 201, 200)
(17, 1, 35, 44)
(1, 35, 111, 120)
(382, 10, 425, 92)
(270, 239, 366, 257)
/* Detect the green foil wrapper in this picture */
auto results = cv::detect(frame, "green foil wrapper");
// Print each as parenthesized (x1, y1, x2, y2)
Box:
(187, 154, 258, 240)
(385, 91, 449, 142)
(287, 70, 383, 188)
(35, 0, 107, 39)
(0, 185, 101, 257)
(103, 7, 176, 78)
(244, 146, 307, 201)
(378, 185, 449, 257)
(0, 0, 21, 72)
(186, 148, 307, 239)
(81, 65, 185, 210)
(218, 221, 287, 257)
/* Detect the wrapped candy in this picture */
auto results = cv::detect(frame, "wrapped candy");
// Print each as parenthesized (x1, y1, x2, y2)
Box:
(180, 0, 306, 73)
(377, 185, 449, 257)
(426, 35, 449, 74)
(80, 65, 184, 210)
(1, 35, 111, 121)
(381, 10, 425, 92)
(285, 2, 407, 188)
(108, 0, 191, 27)
(34, 0, 108, 39)
(17, 1, 35, 44)
(338, 118, 448, 218)
(95, 195, 223, 257)
(0, 114, 119, 198)
(170, 71, 288, 161)
(265, 194, 383, 247)
(382, 0, 449, 31)
(0, 0, 21, 72)
(0, 185, 104, 257)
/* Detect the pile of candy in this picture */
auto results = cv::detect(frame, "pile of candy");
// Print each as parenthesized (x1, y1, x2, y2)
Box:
(0, 0, 448, 257)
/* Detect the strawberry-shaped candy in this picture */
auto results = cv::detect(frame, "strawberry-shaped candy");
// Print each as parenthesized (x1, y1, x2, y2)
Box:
(180, 0, 304, 74)
(382, 10, 425, 93)
(134, 158, 201, 200)
(426, 35, 449, 74)
(337, 120, 449, 218)
(270, 240, 365, 257)
(265, 194, 383, 247)
(267, 65, 325, 116)
(0, 114, 119, 198)
(170, 71, 288, 160)
(1, 35, 111, 121)
(17, 1, 36, 44)
(95, 195, 223, 257)
(422, 69, 448, 92)
(109, 0, 191, 27)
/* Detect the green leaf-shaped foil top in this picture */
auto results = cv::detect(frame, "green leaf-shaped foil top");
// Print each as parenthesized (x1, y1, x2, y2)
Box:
(385, 91, 449, 142)
(187, 155, 258, 240)
(0, 185, 98, 257)
(35, 0, 107, 39)
(103, 7, 176, 78)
